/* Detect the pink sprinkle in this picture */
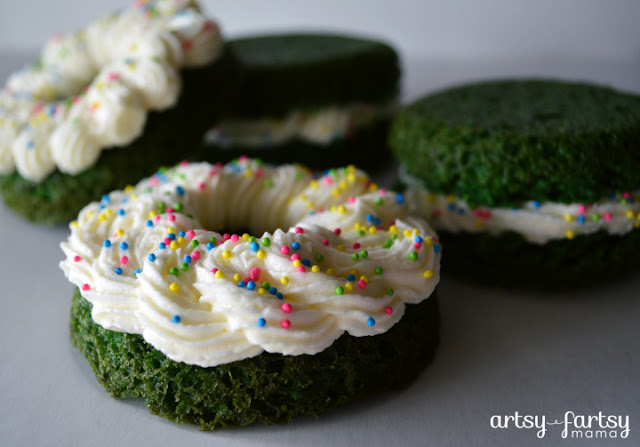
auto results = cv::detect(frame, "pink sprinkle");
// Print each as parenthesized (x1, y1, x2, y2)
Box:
(167, 207, 175, 213)
(294, 227, 304, 234)
(209, 169, 217, 177)
(348, 197, 355, 204)
(230, 234, 239, 242)
(324, 177, 333, 184)
(33, 104, 43, 113)
(73, 256, 81, 262)
(297, 266, 306, 273)
(281, 246, 290, 255)
(250, 268, 261, 281)
(180, 160, 188, 166)
(155, 215, 161, 223)
(353, 242, 361, 249)
(281, 319, 291, 329)
(168, 215, 176, 222)
(254, 169, 263, 178)
(223, 233, 231, 241)
(358, 280, 367, 289)
(186, 230, 196, 239)
(191, 251, 201, 260)
(414, 242, 422, 249)
(163, 237, 171, 245)
(120, 256, 129, 265)
(290, 254, 301, 261)
(379, 189, 386, 195)
(281, 303, 292, 313)
(577, 204, 586, 214)
(385, 306, 393, 315)
(211, 268, 218, 274)
(202, 20, 214, 32)
(322, 239, 329, 246)
(151, 177, 160, 186)
(473, 209, 482, 217)
(433, 209, 442, 218)
(81, 284, 90, 291)
(107, 72, 120, 81)
(239, 155, 248, 163)
(198, 182, 206, 190)
(623, 191, 630, 199)
(334, 228, 342, 236)
(604, 212, 612, 221)
(481, 210, 491, 219)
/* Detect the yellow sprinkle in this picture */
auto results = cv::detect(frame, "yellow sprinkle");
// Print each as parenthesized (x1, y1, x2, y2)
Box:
(99, 214, 107, 222)
(564, 214, 574, 222)
(243, 169, 253, 177)
(426, 193, 435, 202)
(233, 273, 241, 282)
(326, 268, 336, 276)
(170, 241, 179, 250)
(124, 185, 134, 194)
(257, 250, 266, 259)
(344, 282, 353, 292)
(167, 227, 175, 234)
(403, 229, 412, 238)
(347, 173, 356, 183)
(389, 225, 398, 234)
(258, 288, 267, 295)
(309, 180, 318, 189)
(299, 193, 308, 201)
(242, 233, 250, 241)
(566, 230, 575, 240)
(423, 270, 434, 278)
(626, 210, 635, 219)
(338, 205, 347, 214)
(337, 245, 345, 252)
(423, 237, 432, 246)
(71, 220, 79, 227)
(329, 205, 337, 212)
(369, 226, 377, 235)
(87, 211, 94, 218)
(339, 180, 347, 190)
(116, 229, 124, 237)
(360, 275, 368, 282)
(354, 222, 362, 230)
(280, 276, 290, 285)
(307, 202, 315, 210)
(311, 265, 320, 273)
(105, 209, 113, 217)
(293, 260, 302, 268)
(350, 269, 359, 277)
(129, 43, 138, 52)
(347, 165, 356, 173)
(131, 194, 138, 200)
(215, 270, 224, 279)
(169, 283, 179, 292)
(413, 228, 421, 235)
(446, 194, 455, 202)
(96, 81, 105, 91)
(149, 211, 157, 218)
(368, 183, 378, 192)
(177, 237, 185, 245)
(475, 219, 484, 228)
(331, 188, 340, 196)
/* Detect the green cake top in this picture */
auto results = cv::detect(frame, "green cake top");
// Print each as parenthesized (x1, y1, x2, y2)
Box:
(390, 79, 640, 206)
(227, 33, 400, 116)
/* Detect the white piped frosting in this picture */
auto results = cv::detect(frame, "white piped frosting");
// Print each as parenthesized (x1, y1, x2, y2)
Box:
(402, 170, 640, 244)
(204, 102, 395, 148)
(60, 159, 440, 367)
(0, 0, 222, 181)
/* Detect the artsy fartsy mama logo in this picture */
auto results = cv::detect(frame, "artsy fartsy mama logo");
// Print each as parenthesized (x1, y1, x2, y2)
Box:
(490, 411, 630, 440)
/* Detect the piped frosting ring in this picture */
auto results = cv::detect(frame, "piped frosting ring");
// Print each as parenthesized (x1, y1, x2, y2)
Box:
(0, 0, 222, 182)
(60, 158, 441, 367)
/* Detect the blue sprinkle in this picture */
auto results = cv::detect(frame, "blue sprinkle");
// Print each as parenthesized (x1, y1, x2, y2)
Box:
(159, 242, 166, 250)
(578, 216, 586, 224)
(458, 209, 465, 215)
(148, 253, 156, 261)
(26, 141, 35, 150)
(206, 242, 215, 250)
(366, 214, 374, 222)
(183, 255, 192, 264)
(47, 105, 56, 116)
(367, 317, 375, 327)
(168, 233, 176, 241)
(374, 218, 381, 226)
(292, 242, 300, 250)
(257, 318, 266, 327)
(134, 269, 141, 276)
(269, 287, 278, 295)
(448, 203, 456, 211)
(179, 231, 186, 237)
(415, 236, 423, 243)
(146, 220, 153, 227)
(238, 281, 246, 288)
(99, 204, 105, 210)
(176, 186, 185, 196)
(114, 267, 123, 275)
(120, 242, 128, 250)
(301, 259, 311, 267)
(347, 274, 356, 282)
(276, 293, 284, 300)
(251, 242, 260, 252)
(103, 240, 112, 248)
(308, 211, 315, 216)
(434, 245, 441, 253)
(532, 200, 541, 209)
(172, 315, 181, 323)
(609, 194, 616, 200)
(101, 194, 110, 203)
(396, 193, 404, 204)
(247, 281, 256, 290)
(118, 209, 125, 216)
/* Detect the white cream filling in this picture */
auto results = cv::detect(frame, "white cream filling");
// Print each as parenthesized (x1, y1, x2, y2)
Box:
(402, 170, 640, 244)
(0, 0, 222, 182)
(60, 159, 440, 367)
(204, 102, 396, 148)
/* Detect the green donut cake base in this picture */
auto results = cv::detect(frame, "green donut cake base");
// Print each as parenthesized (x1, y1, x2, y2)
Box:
(389, 80, 640, 207)
(198, 118, 392, 170)
(437, 228, 640, 290)
(226, 33, 400, 117)
(70, 289, 439, 430)
(0, 50, 240, 225)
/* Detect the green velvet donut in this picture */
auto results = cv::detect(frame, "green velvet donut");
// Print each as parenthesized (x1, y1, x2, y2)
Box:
(70, 289, 439, 430)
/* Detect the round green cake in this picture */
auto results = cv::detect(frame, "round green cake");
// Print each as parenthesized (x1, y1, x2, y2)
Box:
(70, 289, 439, 429)
(198, 33, 401, 170)
(390, 79, 640, 289)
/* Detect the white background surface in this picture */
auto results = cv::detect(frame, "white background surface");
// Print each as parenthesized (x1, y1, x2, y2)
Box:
(1, 1, 640, 446)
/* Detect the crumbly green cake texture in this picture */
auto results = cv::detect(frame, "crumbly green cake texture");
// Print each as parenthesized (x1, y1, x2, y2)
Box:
(0, 50, 240, 225)
(70, 289, 439, 430)
(390, 80, 640, 207)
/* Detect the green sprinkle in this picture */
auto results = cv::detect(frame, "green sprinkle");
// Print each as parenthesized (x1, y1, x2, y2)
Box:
(375, 198, 383, 206)
(249, 236, 256, 243)
(592, 213, 600, 221)
(190, 240, 199, 248)
(352, 253, 360, 261)
(383, 240, 393, 249)
(391, 234, 398, 240)
(174, 203, 183, 212)
(261, 237, 271, 247)
(169, 267, 179, 276)
(359, 229, 366, 236)
(264, 179, 274, 188)
(295, 172, 303, 180)
(262, 282, 271, 290)
(386, 288, 394, 296)
(409, 251, 418, 261)
(315, 254, 324, 262)
(335, 286, 344, 296)
(360, 250, 368, 258)
(209, 236, 217, 244)
(375, 266, 383, 275)
(181, 263, 189, 272)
